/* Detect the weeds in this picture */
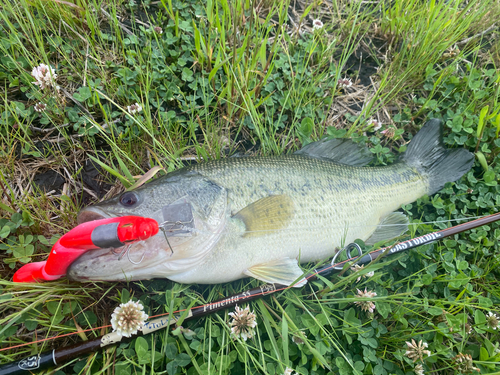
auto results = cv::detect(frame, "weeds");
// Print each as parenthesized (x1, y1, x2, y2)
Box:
(1, 0, 499, 374)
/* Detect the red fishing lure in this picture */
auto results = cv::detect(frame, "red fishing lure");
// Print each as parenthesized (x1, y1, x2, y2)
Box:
(13, 216, 158, 283)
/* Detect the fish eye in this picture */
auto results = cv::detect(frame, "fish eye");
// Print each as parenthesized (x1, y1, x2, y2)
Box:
(119, 192, 139, 207)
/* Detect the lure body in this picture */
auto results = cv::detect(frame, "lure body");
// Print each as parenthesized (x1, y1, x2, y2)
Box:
(13, 216, 158, 282)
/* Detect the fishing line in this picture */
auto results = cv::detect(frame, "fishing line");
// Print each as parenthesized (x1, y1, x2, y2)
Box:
(2, 212, 497, 355)
(118, 213, 498, 265)
(0, 244, 375, 352)
(0, 284, 292, 353)
(155, 213, 498, 238)
(2, 212, 494, 352)
(234, 214, 500, 234)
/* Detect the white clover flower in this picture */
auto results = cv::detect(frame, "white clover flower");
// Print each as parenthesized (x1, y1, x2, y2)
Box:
(312, 19, 324, 30)
(154, 26, 163, 34)
(292, 331, 305, 345)
(228, 305, 257, 341)
(111, 300, 148, 338)
(337, 77, 352, 88)
(405, 339, 431, 363)
(354, 288, 377, 313)
(453, 353, 480, 373)
(283, 367, 296, 375)
(127, 103, 143, 114)
(414, 363, 424, 375)
(34, 102, 46, 112)
(486, 311, 499, 330)
(463, 323, 472, 335)
(350, 264, 375, 282)
(31, 63, 57, 89)
(368, 118, 382, 131)
(381, 127, 396, 138)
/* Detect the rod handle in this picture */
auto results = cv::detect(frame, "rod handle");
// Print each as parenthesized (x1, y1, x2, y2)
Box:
(0, 350, 56, 375)
(0, 336, 110, 375)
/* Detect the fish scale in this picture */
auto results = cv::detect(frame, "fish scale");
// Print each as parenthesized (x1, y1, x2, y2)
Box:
(68, 119, 474, 285)
(164, 156, 427, 284)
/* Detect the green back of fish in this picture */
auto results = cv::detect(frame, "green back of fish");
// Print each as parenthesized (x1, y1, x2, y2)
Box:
(190, 155, 426, 242)
(192, 155, 426, 204)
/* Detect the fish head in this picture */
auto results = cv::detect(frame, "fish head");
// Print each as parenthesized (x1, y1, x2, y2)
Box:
(68, 170, 228, 281)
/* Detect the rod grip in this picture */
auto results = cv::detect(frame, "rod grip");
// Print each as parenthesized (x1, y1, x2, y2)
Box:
(0, 350, 56, 375)
(0, 337, 108, 375)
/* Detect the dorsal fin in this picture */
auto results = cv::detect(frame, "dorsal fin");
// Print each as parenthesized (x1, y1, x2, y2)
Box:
(294, 138, 373, 166)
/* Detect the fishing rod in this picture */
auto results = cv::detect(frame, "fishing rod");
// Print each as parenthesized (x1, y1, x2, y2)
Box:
(1, 211, 499, 375)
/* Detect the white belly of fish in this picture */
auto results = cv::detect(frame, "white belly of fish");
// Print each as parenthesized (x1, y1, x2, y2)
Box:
(164, 187, 418, 285)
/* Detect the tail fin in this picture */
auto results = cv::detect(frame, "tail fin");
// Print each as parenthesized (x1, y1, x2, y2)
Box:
(402, 119, 474, 195)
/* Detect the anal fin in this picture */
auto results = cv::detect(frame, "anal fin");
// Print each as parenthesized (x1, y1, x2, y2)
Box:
(244, 258, 307, 287)
(365, 212, 409, 245)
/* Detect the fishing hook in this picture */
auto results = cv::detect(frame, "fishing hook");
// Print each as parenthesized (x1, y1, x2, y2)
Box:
(126, 242, 147, 265)
(158, 217, 199, 256)
(111, 243, 146, 264)
(165, 236, 174, 256)
(112, 244, 130, 260)
(158, 222, 177, 256)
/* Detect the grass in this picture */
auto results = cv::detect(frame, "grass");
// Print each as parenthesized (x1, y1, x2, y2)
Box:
(1, 0, 500, 374)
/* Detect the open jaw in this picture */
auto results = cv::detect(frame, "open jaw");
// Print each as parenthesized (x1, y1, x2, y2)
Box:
(67, 239, 158, 281)
(69, 208, 135, 281)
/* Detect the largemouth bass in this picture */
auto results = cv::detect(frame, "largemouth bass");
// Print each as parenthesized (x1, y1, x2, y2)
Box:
(68, 119, 474, 285)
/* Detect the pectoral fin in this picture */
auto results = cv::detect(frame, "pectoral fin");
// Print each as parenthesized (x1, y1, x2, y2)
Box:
(365, 212, 409, 245)
(232, 195, 294, 237)
(244, 258, 307, 287)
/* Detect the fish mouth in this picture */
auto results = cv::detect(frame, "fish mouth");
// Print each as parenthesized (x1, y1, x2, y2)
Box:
(77, 207, 113, 224)
(67, 239, 162, 282)
(69, 207, 121, 281)
(71, 207, 159, 282)
(67, 248, 117, 281)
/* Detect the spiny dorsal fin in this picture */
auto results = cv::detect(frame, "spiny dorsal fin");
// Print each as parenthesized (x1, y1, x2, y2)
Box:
(294, 138, 373, 166)
(365, 212, 409, 245)
(232, 195, 294, 237)
(244, 258, 307, 287)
